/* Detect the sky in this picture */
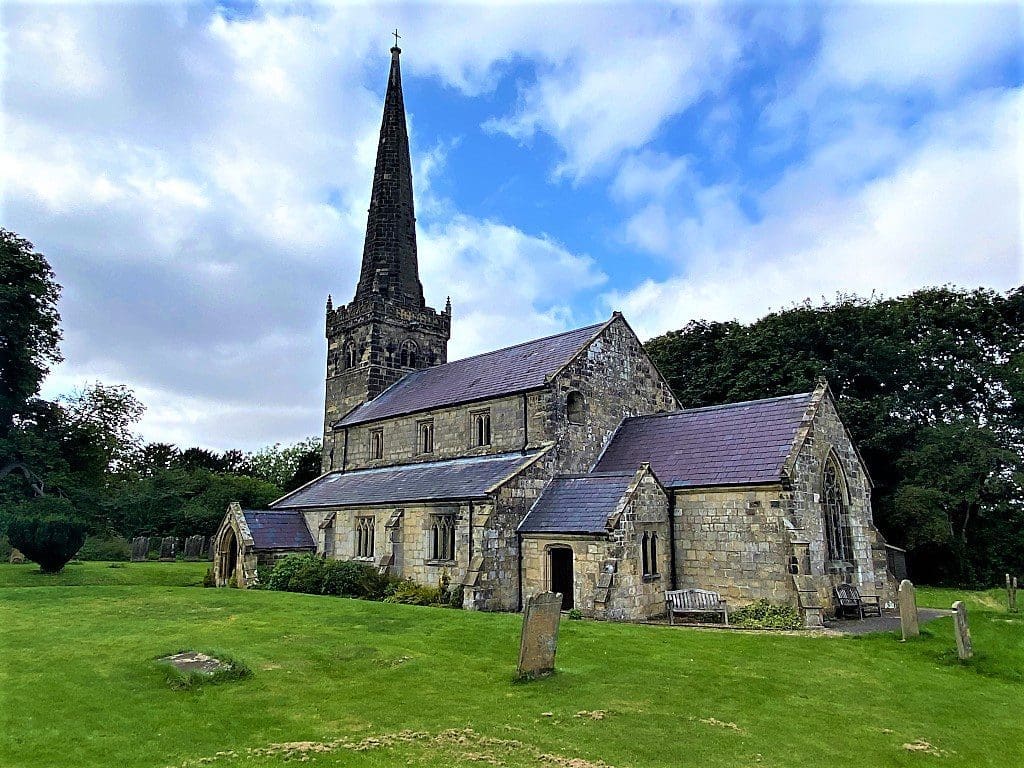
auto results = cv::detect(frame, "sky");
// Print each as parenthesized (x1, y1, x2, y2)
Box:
(2, 1, 1022, 451)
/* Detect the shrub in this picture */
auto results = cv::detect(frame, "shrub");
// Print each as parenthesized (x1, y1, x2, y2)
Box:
(6, 498, 87, 573)
(202, 567, 216, 588)
(321, 559, 394, 598)
(265, 554, 325, 593)
(0, 534, 12, 561)
(730, 599, 803, 630)
(567, 608, 583, 620)
(383, 580, 442, 606)
(77, 534, 131, 561)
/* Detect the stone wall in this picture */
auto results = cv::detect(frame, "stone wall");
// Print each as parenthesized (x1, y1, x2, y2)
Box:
(334, 391, 547, 471)
(672, 485, 795, 605)
(545, 315, 678, 474)
(783, 392, 895, 611)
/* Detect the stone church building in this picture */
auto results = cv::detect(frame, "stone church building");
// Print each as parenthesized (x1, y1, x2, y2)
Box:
(213, 45, 897, 624)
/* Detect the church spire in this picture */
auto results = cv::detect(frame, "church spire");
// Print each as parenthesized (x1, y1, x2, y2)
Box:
(354, 41, 425, 308)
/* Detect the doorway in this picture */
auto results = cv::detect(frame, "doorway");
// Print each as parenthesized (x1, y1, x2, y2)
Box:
(549, 547, 574, 610)
(219, 528, 238, 586)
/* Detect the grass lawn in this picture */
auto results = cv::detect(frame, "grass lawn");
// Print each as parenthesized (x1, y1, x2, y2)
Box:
(1, 564, 1021, 768)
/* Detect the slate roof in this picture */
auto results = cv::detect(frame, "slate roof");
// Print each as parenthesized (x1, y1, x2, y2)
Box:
(518, 473, 635, 534)
(593, 392, 814, 488)
(272, 450, 544, 509)
(240, 510, 315, 550)
(337, 322, 606, 427)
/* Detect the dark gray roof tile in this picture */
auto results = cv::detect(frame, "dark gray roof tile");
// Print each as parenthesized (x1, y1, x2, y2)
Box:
(241, 510, 315, 550)
(518, 474, 634, 534)
(338, 322, 605, 427)
(593, 392, 813, 488)
(272, 451, 543, 509)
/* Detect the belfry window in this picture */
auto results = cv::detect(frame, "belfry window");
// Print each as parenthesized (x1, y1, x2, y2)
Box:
(369, 428, 384, 460)
(566, 391, 585, 424)
(355, 516, 375, 559)
(400, 340, 418, 368)
(430, 514, 456, 561)
(822, 456, 854, 564)
(344, 342, 357, 370)
(418, 420, 434, 454)
(471, 409, 491, 447)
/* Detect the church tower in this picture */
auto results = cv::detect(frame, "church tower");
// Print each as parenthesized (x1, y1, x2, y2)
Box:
(322, 43, 451, 468)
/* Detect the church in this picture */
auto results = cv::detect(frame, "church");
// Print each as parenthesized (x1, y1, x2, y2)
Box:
(213, 44, 898, 625)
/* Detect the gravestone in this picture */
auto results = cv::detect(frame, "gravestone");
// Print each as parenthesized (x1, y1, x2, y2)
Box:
(149, 537, 162, 557)
(898, 579, 919, 640)
(952, 601, 973, 660)
(183, 535, 203, 561)
(130, 537, 149, 562)
(1006, 574, 1018, 613)
(159, 536, 176, 561)
(517, 591, 563, 678)
(206, 536, 216, 561)
(9, 547, 26, 564)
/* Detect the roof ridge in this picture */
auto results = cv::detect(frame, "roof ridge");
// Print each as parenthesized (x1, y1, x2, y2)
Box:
(433, 320, 604, 369)
(625, 391, 814, 420)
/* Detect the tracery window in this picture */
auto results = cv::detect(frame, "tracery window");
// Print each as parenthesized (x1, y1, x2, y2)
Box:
(369, 428, 384, 460)
(400, 340, 418, 368)
(430, 514, 456, 561)
(822, 456, 854, 564)
(418, 420, 434, 454)
(566, 391, 585, 425)
(471, 409, 491, 447)
(355, 516, 375, 559)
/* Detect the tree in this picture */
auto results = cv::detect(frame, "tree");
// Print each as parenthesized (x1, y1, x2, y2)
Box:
(242, 437, 321, 491)
(0, 230, 63, 439)
(6, 496, 87, 573)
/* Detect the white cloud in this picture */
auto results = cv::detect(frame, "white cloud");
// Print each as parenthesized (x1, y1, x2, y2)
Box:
(606, 88, 1024, 339)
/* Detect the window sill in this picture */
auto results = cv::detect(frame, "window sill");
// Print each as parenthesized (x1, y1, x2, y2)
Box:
(642, 573, 662, 583)
(426, 559, 456, 566)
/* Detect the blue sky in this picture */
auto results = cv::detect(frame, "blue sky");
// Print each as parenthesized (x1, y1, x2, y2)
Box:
(3, 1, 1021, 450)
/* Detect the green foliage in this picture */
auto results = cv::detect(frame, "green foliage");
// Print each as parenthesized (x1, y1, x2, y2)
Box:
(76, 534, 130, 561)
(6, 497, 87, 573)
(645, 286, 1024, 586)
(567, 608, 583, 620)
(321, 558, 393, 599)
(241, 437, 322, 492)
(203, 567, 216, 588)
(383, 579, 443, 605)
(730, 599, 803, 630)
(264, 554, 324, 593)
(0, 534, 11, 560)
(0, 229, 63, 438)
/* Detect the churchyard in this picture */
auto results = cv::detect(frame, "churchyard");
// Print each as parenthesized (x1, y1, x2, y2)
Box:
(1, 562, 1021, 768)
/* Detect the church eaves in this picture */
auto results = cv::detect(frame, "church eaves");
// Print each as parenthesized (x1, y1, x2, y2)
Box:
(354, 44, 425, 308)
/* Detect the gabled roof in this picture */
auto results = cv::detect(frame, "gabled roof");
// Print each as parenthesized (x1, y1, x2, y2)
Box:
(518, 473, 635, 534)
(593, 392, 814, 488)
(272, 450, 546, 509)
(337, 321, 607, 427)
(240, 510, 315, 550)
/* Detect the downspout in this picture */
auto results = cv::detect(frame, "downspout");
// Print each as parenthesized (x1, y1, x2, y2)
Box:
(521, 393, 529, 451)
(667, 491, 677, 590)
(341, 427, 349, 471)
(517, 531, 524, 612)
(468, 501, 474, 563)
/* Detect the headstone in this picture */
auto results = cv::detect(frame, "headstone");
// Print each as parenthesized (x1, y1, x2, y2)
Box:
(206, 536, 216, 561)
(1006, 574, 1018, 613)
(952, 601, 973, 660)
(898, 579, 919, 640)
(149, 537, 162, 557)
(159, 536, 176, 561)
(183, 535, 203, 561)
(517, 591, 563, 678)
(9, 547, 26, 564)
(130, 537, 149, 562)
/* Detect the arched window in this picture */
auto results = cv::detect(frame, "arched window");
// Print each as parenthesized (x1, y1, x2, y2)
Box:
(355, 516, 375, 559)
(472, 410, 491, 447)
(649, 533, 658, 575)
(641, 532, 649, 576)
(418, 420, 434, 454)
(400, 340, 418, 368)
(344, 342, 357, 370)
(640, 532, 658, 577)
(822, 455, 854, 564)
(566, 391, 585, 424)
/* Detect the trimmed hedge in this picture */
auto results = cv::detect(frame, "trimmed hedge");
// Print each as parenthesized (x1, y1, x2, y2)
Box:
(6, 497, 87, 573)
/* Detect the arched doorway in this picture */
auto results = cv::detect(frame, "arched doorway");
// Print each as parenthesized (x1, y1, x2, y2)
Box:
(218, 528, 238, 587)
(549, 547, 574, 610)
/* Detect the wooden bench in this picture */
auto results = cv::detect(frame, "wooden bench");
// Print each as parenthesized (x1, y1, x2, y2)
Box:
(833, 583, 881, 619)
(665, 589, 729, 626)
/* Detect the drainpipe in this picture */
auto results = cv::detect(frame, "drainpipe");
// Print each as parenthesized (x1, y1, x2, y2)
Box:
(667, 491, 677, 590)
(517, 531, 524, 612)
(468, 501, 474, 563)
(521, 393, 529, 451)
(341, 427, 349, 471)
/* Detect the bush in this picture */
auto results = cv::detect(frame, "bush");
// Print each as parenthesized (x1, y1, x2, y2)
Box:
(202, 567, 216, 588)
(265, 554, 325, 593)
(0, 534, 12, 561)
(730, 599, 803, 630)
(383, 580, 443, 606)
(6, 499, 88, 573)
(321, 559, 394, 598)
(77, 534, 131, 561)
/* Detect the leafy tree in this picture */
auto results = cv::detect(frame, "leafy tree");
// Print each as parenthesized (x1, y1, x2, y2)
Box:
(6, 496, 86, 573)
(242, 437, 321, 491)
(0, 230, 63, 439)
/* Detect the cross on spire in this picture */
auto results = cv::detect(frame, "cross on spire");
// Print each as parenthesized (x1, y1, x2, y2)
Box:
(392, 28, 401, 48)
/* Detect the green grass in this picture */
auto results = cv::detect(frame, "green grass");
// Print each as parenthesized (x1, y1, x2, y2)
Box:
(916, 586, 1012, 613)
(1, 564, 1021, 768)
(0, 560, 208, 588)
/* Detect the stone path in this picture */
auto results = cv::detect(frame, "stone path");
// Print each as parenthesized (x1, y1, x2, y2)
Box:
(825, 608, 949, 635)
